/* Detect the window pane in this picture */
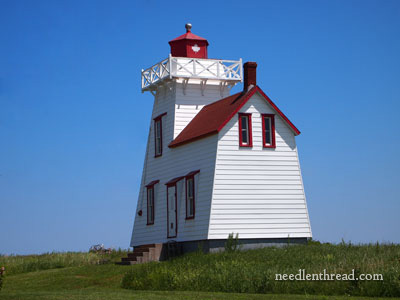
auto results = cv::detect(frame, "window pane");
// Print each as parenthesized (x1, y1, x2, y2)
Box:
(241, 116, 248, 130)
(187, 178, 194, 217)
(148, 188, 154, 223)
(241, 116, 249, 144)
(264, 117, 271, 145)
(155, 120, 162, 155)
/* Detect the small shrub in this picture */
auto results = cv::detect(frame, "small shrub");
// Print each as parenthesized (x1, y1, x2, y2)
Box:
(224, 233, 239, 252)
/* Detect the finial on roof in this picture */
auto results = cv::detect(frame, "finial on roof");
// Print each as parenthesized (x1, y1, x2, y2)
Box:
(185, 23, 192, 33)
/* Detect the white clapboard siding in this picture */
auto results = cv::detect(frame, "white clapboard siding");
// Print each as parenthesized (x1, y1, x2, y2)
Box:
(174, 83, 229, 138)
(130, 81, 220, 247)
(208, 92, 312, 239)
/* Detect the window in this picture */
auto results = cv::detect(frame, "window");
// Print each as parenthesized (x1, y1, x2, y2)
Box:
(238, 113, 252, 147)
(147, 186, 154, 225)
(185, 170, 199, 220)
(262, 114, 276, 148)
(145, 180, 159, 225)
(153, 113, 166, 157)
(186, 177, 195, 219)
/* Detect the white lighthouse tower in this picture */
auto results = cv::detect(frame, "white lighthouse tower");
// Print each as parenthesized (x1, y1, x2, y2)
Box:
(125, 24, 311, 264)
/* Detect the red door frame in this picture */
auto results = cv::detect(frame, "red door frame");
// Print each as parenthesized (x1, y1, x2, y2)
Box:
(166, 179, 181, 238)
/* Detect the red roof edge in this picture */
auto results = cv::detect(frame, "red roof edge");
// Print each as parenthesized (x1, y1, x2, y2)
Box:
(168, 85, 301, 149)
(255, 86, 301, 135)
(168, 130, 218, 148)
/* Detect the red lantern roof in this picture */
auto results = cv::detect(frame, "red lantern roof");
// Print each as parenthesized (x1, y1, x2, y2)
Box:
(168, 24, 209, 58)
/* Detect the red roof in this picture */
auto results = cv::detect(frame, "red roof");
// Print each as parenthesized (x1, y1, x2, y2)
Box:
(169, 32, 209, 45)
(168, 86, 300, 148)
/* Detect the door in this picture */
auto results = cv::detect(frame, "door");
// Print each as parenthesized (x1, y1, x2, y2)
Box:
(167, 185, 177, 238)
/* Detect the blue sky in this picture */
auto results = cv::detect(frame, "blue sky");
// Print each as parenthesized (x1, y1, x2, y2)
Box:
(1, 0, 399, 254)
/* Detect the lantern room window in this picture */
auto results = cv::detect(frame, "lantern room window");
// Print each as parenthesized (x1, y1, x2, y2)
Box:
(262, 114, 276, 148)
(154, 113, 166, 157)
(238, 113, 252, 147)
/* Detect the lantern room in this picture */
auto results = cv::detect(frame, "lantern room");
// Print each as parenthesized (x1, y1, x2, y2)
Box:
(168, 24, 209, 59)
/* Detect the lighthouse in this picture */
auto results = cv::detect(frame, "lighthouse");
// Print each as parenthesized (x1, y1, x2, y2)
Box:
(125, 24, 311, 264)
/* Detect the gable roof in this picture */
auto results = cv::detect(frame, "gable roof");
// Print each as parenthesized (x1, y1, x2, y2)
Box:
(168, 86, 300, 148)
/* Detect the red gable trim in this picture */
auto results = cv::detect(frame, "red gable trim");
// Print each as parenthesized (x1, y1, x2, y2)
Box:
(256, 87, 301, 135)
(145, 180, 160, 188)
(168, 85, 300, 148)
(217, 86, 300, 135)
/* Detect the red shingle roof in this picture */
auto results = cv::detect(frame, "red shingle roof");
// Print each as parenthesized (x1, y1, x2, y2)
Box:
(168, 86, 300, 148)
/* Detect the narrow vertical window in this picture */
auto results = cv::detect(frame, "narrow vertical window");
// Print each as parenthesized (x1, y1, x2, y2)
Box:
(145, 179, 159, 225)
(238, 113, 252, 147)
(153, 113, 166, 157)
(262, 114, 276, 148)
(147, 186, 154, 225)
(186, 176, 195, 219)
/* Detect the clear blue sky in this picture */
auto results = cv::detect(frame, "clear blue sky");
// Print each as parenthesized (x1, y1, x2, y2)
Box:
(1, 0, 399, 254)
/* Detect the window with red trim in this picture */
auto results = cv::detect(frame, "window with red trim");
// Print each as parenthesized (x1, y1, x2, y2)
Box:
(262, 114, 276, 148)
(153, 113, 166, 157)
(238, 113, 252, 147)
(154, 118, 162, 157)
(146, 186, 155, 225)
(185, 176, 195, 219)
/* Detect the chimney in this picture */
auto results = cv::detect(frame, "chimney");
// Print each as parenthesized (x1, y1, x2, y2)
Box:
(243, 62, 257, 91)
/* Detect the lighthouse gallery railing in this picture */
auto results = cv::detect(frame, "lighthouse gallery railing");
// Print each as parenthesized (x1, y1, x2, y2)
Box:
(141, 55, 243, 91)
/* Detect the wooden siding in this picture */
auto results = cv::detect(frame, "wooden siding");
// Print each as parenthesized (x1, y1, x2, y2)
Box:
(130, 82, 219, 247)
(208, 92, 312, 239)
(174, 82, 229, 138)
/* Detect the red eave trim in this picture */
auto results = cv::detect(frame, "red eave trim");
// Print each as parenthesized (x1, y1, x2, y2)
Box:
(165, 176, 184, 186)
(145, 180, 160, 188)
(168, 130, 218, 148)
(185, 169, 200, 177)
(153, 112, 167, 120)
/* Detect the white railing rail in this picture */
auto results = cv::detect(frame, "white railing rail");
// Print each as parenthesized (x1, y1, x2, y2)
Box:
(142, 55, 242, 91)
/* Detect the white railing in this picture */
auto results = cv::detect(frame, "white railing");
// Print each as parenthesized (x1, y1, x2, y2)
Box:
(141, 55, 242, 91)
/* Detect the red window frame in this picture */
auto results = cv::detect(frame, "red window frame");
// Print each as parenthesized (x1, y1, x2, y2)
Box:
(261, 114, 276, 148)
(153, 112, 167, 158)
(145, 180, 159, 225)
(238, 113, 253, 147)
(185, 170, 199, 220)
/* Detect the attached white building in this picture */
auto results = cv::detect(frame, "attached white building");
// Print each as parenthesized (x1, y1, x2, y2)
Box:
(130, 24, 312, 254)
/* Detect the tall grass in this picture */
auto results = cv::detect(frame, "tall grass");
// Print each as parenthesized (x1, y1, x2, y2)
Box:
(122, 241, 400, 297)
(0, 249, 128, 276)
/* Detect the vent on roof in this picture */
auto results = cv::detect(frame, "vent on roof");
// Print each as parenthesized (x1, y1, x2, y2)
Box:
(243, 62, 257, 91)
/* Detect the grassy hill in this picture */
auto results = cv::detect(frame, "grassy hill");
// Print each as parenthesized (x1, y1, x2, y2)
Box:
(1, 241, 400, 299)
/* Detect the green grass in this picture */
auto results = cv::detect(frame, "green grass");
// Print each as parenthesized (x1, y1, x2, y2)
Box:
(122, 241, 400, 297)
(1, 264, 399, 300)
(1, 242, 400, 299)
(0, 249, 128, 276)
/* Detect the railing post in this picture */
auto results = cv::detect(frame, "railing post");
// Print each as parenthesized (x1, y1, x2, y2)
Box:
(239, 58, 243, 82)
(169, 54, 172, 79)
(141, 69, 144, 90)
